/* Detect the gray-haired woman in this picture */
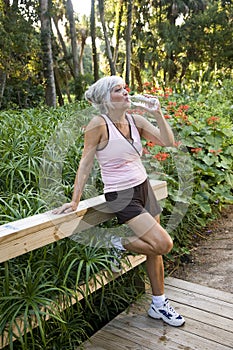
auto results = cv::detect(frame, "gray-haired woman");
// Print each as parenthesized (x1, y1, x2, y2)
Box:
(54, 76, 185, 327)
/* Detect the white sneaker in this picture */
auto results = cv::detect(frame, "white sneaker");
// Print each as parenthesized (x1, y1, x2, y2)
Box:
(148, 298, 185, 327)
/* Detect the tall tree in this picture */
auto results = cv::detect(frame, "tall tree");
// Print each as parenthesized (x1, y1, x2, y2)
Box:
(90, 0, 99, 81)
(125, 0, 132, 85)
(77, 17, 89, 75)
(113, 0, 124, 65)
(52, 14, 75, 78)
(40, 0, 56, 107)
(65, 0, 79, 78)
(98, 0, 116, 75)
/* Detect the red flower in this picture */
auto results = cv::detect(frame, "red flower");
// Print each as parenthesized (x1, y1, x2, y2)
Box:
(125, 84, 131, 92)
(206, 116, 220, 125)
(143, 82, 151, 87)
(209, 149, 222, 155)
(165, 87, 173, 94)
(164, 114, 171, 119)
(153, 152, 170, 161)
(191, 148, 202, 153)
(146, 141, 155, 147)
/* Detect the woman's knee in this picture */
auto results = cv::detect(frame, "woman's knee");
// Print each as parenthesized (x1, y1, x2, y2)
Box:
(160, 236, 173, 254)
(151, 233, 173, 255)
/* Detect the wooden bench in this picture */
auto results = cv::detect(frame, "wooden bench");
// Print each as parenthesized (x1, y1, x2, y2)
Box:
(0, 179, 167, 348)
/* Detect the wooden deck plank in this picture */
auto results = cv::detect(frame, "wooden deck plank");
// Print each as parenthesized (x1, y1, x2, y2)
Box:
(171, 300, 233, 333)
(166, 277, 233, 303)
(115, 312, 233, 348)
(80, 278, 233, 350)
(81, 330, 152, 350)
(112, 314, 232, 350)
(120, 292, 233, 333)
(165, 285, 233, 319)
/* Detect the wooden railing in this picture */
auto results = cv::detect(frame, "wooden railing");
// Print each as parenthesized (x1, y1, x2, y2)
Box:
(0, 179, 167, 348)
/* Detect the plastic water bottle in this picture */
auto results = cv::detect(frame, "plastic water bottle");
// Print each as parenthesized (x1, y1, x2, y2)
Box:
(129, 94, 160, 109)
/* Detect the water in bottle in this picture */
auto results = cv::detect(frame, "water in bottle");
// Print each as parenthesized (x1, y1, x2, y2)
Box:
(129, 94, 160, 109)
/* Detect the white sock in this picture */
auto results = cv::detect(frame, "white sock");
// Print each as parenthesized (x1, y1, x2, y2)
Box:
(152, 294, 166, 307)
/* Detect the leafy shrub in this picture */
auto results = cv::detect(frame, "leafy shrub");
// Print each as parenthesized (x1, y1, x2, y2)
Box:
(140, 79, 233, 260)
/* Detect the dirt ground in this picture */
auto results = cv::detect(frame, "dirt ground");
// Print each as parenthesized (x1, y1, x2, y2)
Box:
(171, 205, 233, 294)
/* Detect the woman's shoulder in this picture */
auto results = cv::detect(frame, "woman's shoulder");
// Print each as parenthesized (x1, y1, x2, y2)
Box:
(86, 115, 107, 130)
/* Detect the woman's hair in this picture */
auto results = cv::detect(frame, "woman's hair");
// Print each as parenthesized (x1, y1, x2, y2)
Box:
(85, 75, 124, 113)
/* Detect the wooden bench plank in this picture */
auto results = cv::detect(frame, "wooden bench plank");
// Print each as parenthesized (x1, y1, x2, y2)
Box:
(0, 179, 167, 263)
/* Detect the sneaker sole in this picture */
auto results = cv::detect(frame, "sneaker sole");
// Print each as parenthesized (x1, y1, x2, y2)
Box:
(148, 310, 185, 327)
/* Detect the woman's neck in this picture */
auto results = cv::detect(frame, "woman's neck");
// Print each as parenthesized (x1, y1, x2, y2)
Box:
(108, 110, 127, 123)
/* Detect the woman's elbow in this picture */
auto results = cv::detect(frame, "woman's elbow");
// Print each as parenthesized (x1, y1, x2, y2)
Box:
(167, 139, 175, 147)
(161, 138, 175, 147)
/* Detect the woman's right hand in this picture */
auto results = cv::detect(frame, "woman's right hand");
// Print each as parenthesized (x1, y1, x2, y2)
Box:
(52, 201, 78, 215)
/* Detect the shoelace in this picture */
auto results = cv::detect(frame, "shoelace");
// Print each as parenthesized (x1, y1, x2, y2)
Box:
(164, 299, 179, 317)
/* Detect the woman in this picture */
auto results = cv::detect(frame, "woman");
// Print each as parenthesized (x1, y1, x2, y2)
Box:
(54, 76, 185, 327)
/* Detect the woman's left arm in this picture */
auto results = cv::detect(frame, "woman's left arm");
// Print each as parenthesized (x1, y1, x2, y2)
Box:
(133, 104, 175, 147)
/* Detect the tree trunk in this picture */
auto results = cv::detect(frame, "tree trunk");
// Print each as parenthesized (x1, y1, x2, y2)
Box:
(98, 0, 116, 75)
(91, 0, 99, 81)
(54, 67, 64, 106)
(40, 0, 56, 107)
(52, 15, 75, 78)
(66, 0, 80, 78)
(113, 0, 124, 64)
(133, 64, 143, 92)
(0, 70, 6, 109)
(125, 0, 132, 85)
(79, 29, 88, 75)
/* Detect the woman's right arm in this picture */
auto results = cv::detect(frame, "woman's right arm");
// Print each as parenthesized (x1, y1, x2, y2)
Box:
(53, 117, 102, 214)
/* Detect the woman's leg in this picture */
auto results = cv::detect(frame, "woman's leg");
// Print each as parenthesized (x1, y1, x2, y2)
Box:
(123, 213, 168, 295)
(122, 212, 185, 326)
(123, 211, 173, 257)
(146, 215, 164, 296)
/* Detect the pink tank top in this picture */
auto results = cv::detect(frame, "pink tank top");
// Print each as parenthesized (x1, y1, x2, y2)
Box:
(95, 114, 147, 193)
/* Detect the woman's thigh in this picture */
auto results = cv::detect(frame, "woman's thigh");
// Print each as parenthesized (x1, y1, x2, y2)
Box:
(126, 212, 171, 246)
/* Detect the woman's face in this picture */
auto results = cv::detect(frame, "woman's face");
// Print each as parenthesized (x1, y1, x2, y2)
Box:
(110, 84, 130, 110)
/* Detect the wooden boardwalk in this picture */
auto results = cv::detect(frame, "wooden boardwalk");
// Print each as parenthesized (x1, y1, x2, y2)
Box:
(80, 277, 233, 350)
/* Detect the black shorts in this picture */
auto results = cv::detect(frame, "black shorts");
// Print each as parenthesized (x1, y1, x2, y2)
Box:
(104, 178, 162, 224)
